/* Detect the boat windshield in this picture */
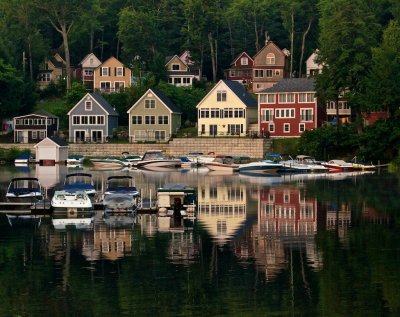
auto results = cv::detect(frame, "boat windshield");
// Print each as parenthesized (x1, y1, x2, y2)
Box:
(65, 173, 92, 185)
(142, 151, 164, 161)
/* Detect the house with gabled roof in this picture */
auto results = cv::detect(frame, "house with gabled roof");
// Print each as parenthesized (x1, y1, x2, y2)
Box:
(93, 56, 132, 93)
(79, 53, 102, 91)
(165, 54, 197, 86)
(257, 78, 325, 138)
(224, 52, 254, 87)
(252, 39, 289, 92)
(196, 80, 258, 137)
(37, 53, 66, 90)
(127, 88, 182, 142)
(13, 110, 59, 143)
(67, 93, 119, 143)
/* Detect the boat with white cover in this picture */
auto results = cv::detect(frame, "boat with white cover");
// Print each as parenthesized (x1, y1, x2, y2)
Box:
(6, 177, 43, 202)
(322, 159, 354, 172)
(62, 173, 97, 196)
(103, 176, 141, 213)
(51, 190, 93, 213)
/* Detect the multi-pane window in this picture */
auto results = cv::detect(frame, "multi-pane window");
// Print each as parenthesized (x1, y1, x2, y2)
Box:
(266, 69, 273, 78)
(268, 123, 275, 132)
(279, 93, 295, 103)
(284, 123, 290, 132)
(261, 109, 274, 122)
(32, 131, 37, 139)
(116, 67, 123, 76)
(132, 116, 142, 124)
(210, 108, 220, 118)
(275, 108, 295, 118)
(241, 57, 248, 65)
(254, 69, 264, 77)
(89, 116, 96, 124)
(101, 67, 109, 76)
(155, 131, 166, 140)
(158, 116, 168, 124)
(299, 93, 315, 103)
(228, 124, 242, 135)
(217, 90, 227, 102)
(172, 64, 180, 70)
(183, 77, 191, 84)
(145, 99, 155, 109)
(72, 116, 80, 125)
(300, 109, 313, 121)
(97, 116, 104, 125)
(200, 109, 210, 118)
(266, 53, 275, 65)
(299, 123, 305, 132)
(145, 115, 156, 124)
(261, 94, 276, 103)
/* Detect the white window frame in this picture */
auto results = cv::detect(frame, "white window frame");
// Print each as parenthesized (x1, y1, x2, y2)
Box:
(97, 116, 105, 125)
(100, 81, 111, 89)
(145, 115, 156, 125)
(158, 116, 168, 124)
(299, 93, 315, 103)
(114, 81, 125, 90)
(266, 69, 273, 78)
(101, 67, 109, 76)
(131, 116, 142, 125)
(278, 93, 295, 104)
(32, 131, 37, 139)
(266, 53, 276, 65)
(171, 64, 180, 71)
(275, 108, 295, 118)
(85, 100, 92, 111)
(261, 109, 274, 122)
(300, 108, 314, 122)
(155, 130, 166, 140)
(144, 99, 156, 109)
(299, 123, 305, 133)
(268, 123, 275, 132)
(241, 57, 248, 65)
(217, 90, 227, 102)
(39, 131, 46, 139)
(254, 69, 264, 78)
(72, 116, 80, 125)
(116, 67, 124, 76)
(284, 123, 290, 133)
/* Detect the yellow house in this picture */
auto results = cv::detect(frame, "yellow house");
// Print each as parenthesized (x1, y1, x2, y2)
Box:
(93, 56, 132, 93)
(196, 80, 258, 137)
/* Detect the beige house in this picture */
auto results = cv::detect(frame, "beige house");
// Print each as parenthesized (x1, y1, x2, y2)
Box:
(165, 54, 197, 86)
(37, 53, 66, 90)
(93, 56, 132, 93)
(252, 40, 289, 92)
(80, 53, 102, 90)
(306, 50, 323, 77)
(196, 80, 258, 137)
(127, 88, 182, 142)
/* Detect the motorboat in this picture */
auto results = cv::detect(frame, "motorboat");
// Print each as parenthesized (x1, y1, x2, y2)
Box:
(51, 190, 93, 213)
(14, 153, 34, 165)
(295, 155, 330, 173)
(186, 152, 216, 166)
(204, 155, 239, 172)
(350, 157, 376, 170)
(132, 150, 182, 169)
(322, 159, 354, 172)
(62, 173, 97, 196)
(157, 183, 197, 219)
(103, 176, 141, 213)
(90, 157, 130, 169)
(6, 177, 43, 202)
(238, 160, 283, 173)
(66, 155, 84, 165)
(265, 154, 311, 173)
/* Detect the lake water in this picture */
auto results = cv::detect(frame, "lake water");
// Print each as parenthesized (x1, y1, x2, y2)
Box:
(0, 164, 399, 316)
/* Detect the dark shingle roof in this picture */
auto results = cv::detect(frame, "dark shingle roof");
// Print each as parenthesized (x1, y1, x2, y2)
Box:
(259, 78, 315, 93)
(222, 80, 257, 107)
(151, 88, 182, 113)
(49, 135, 68, 147)
(48, 56, 64, 68)
(90, 93, 119, 116)
(33, 109, 58, 118)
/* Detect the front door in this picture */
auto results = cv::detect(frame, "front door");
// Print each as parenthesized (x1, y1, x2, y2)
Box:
(17, 131, 28, 143)
(209, 125, 217, 136)
(75, 130, 85, 143)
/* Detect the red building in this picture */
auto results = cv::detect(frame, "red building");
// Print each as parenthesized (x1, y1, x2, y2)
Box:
(257, 78, 325, 138)
(224, 52, 254, 88)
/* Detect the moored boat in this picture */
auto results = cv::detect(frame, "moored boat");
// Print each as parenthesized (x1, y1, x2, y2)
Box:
(103, 176, 141, 213)
(51, 190, 93, 213)
(14, 153, 34, 165)
(90, 157, 130, 169)
(62, 173, 97, 196)
(238, 160, 283, 173)
(322, 159, 353, 172)
(132, 150, 182, 169)
(350, 157, 376, 170)
(296, 155, 329, 173)
(67, 154, 84, 165)
(6, 177, 43, 202)
(204, 155, 239, 172)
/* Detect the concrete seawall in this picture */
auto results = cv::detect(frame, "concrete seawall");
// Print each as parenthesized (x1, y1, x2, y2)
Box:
(0, 138, 272, 159)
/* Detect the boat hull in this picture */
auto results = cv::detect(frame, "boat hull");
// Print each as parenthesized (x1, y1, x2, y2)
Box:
(205, 162, 239, 172)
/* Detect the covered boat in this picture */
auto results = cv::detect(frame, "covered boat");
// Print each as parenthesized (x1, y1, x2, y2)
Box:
(51, 190, 93, 213)
(103, 176, 141, 213)
(6, 177, 43, 202)
(322, 159, 353, 172)
(62, 173, 97, 196)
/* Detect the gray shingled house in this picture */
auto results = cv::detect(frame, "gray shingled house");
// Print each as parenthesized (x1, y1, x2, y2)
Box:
(67, 93, 119, 143)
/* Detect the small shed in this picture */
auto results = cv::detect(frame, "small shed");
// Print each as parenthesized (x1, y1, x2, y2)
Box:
(34, 136, 68, 164)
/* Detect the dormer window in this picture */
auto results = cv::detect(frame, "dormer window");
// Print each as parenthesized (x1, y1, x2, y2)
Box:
(241, 57, 248, 65)
(172, 64, 180, 71)
(85, 100, 92, 111)
(266, 53, 275, 65)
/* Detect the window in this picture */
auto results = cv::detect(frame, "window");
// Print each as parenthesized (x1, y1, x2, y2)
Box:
(155, 131, 166, 140)
(210, 108, 220, 118)
(275, 70, 280, 76)
(217, 90, 227, 102)
(229, 70, 236, 77)
(254, 69, 264, 77)
(182, 77, 191, 84)
(85, 101, 92, 111)
(299, 123, 305, 132)
(201, 124, 206, 134)
(39, 131, 45, 139)
(97, 116, 105, 125)
(81, 116, 88, 124)
(84, 69, 93, 76)
(279, 93, 295, 103)
(72, 116, 80, 125)
(268, 123, 275, 132)
(266, 69, 273, 78)
(284, 123, 290, 132)
(200, 108, 210, 118)
(100, 82, 111, 90)
(145, 99, 155, 109)
(114, 82, 125, 91)
(47, 119, 52, 125)
(301, 109, 313, 121)
(39, 73, 51, 82)
(241, 57, 248, 65)
(89, 58, 93, 65)
(234, 108, 245, 118)
(132, 116, 142, 124)
(228, 124, 242, 135)
(32, 131, 37, 139)
(145, 115, 155, 124)
(223, 108, 234, 118)
(89, 116, 96, 124)
(299, 93, 315, 103)
(158, 116, 168, 124)
(261, 94, 276, 104)
(275, 108, 295, 118)
(266, 53, 275, 65)
(101, 67, 109, 76)
(172, 64, 180, 71)
(261, 109, 274, 122)
(116, 67, 124, 76)
(174, 78, 182, 84)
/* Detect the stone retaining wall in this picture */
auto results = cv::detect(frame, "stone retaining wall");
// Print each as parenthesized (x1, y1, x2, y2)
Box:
(0, 138, 272, 159)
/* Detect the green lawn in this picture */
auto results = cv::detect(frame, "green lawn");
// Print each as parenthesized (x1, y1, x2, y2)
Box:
(35, 99, 69, 130)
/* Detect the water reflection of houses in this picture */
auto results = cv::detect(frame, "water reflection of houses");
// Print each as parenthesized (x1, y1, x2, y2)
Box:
(249, 186, 322, 280)
(197, 179, 247, 246)
(326, 202, 351, 241)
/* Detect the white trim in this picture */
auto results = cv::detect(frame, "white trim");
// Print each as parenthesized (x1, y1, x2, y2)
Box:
(283, 123, 290, 133)
(299, 123, 305, 133)
(67, 93, 111, 116)
(126, 88, 175, 114)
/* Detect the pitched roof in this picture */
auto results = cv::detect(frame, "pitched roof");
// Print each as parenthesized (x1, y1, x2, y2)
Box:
(222, 80, 257, 107)
(151, 88, 182, 113)
(49, 135, 68, 147)
(258, 78, 316, 93)
(48, 56, 64, 68)
(33, 109, 58, 118)
(90, 93, 119, 116)
(231, 52, 253, 66)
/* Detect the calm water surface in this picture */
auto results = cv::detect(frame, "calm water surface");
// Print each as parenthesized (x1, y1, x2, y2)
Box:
(0, 164, 399, 316)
